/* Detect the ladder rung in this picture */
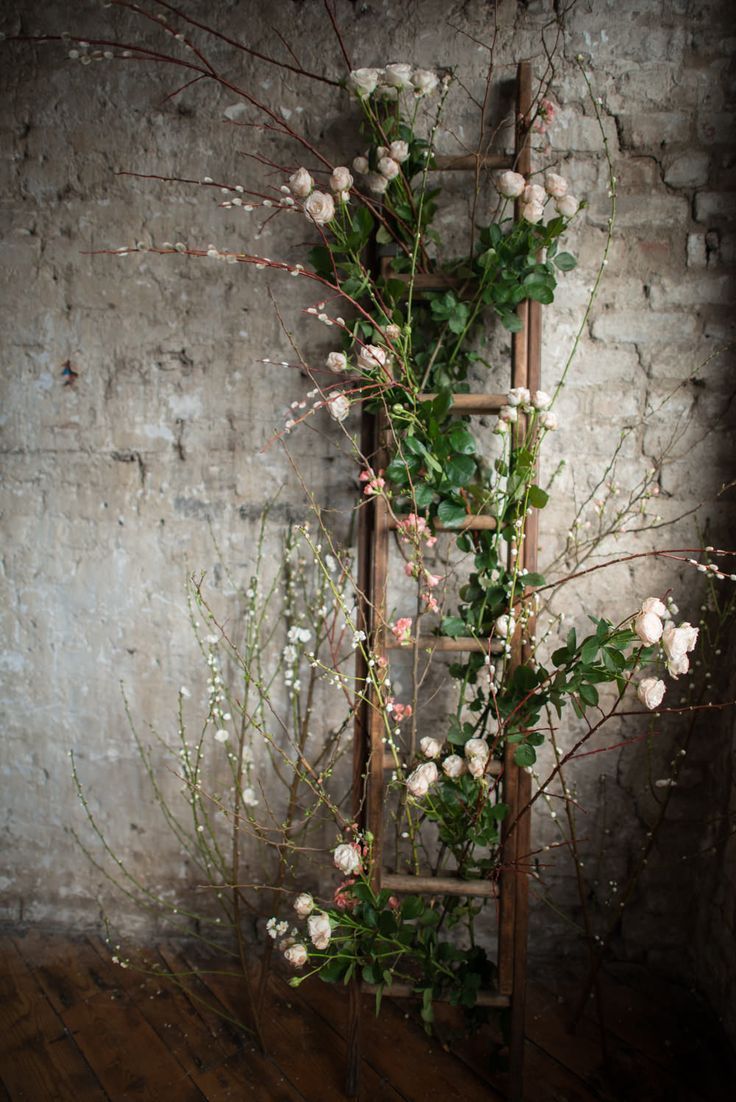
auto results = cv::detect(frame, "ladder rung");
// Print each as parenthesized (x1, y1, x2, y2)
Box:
(382, 752, 502, 776)
(432, 153, 514, 172)
(418, 393, 506, 414)
(388, 514, 497, 533)
(385, 635, 503, 654)
(382, 871, 499, 898)
(362, 981, 510, 1008)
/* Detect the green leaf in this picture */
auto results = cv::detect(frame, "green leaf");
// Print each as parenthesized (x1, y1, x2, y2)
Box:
(554, 251, 577, 271)
(400, 895, 424, 920)
(445, 455, 476, 488)
(580, 637, 600, 664)
(447, 423, 477, 455)
(527, 485, 549, 509)
(514, 743, 537, 767)
(413, 483, 435, 509)
(442, 616, 466, 638)
(498, 310, 523, 332)
(578, 683, 599, 707)
(437, 499, 468, 527)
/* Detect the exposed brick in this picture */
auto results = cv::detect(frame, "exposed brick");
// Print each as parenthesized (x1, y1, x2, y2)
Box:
(664, 152, 710, 188)
(591, 310, 700, 343)
(618, 112, 692, 151)
(694, 191, 736, 223)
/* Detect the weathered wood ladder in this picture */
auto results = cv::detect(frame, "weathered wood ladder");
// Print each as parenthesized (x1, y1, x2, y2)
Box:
(348, 61, 541, 1101)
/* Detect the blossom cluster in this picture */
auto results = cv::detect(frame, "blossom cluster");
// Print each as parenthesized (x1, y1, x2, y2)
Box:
(347, 64, 440, 101)
(405, 734, 494, 798)
(634, 595, 699, 708)
(494, 386, 557, 435)
(496, 169, 579, 223)
(352, 140, 411, 196)
(286, 164, 354, 228)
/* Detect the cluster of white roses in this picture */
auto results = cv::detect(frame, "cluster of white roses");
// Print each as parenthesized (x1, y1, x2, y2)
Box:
(405, 734, 493, 797)
(494, 386, 557, 434)
(496, 169, 579, 224)
(347, 64, 440, 101)
(280, 842, 364, 969)
(634, 596, 699, 710)
(286, 164, 354, 227)
(322, 332, 401, 424)
(352, 140, 410, 196)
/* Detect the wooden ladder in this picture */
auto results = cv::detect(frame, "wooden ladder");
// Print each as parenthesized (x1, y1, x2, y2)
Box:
(348, 61, 541, 1100)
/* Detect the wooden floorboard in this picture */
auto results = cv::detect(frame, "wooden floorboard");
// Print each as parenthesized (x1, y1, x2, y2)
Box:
(2, 930, 734, 1102)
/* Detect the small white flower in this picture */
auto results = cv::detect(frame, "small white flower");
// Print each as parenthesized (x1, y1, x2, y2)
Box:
(327, 391, 350, 422)
(293, 892, 315, 918)
(637, 678, 666, 710)
(289, 167, 313, 198)
(539, 410, 558, 430)
(556, 194, 579, 218)
(348, 68, 381, 97)
(242, 786, 259, 807)
(662, 623, 699, 668)
(284, 943, 308, 968)
(304, 190, 335, 225)
(499, 405, 518, 423)
(634, 611, 664, 646)
(521, 199, 545, 224)
(385, 323, 402, 340)
(523, 183, 546, 205)
(179, 686, 191, 698)
(411, 68, 439, 96)
(378, 156, 400, 180)
(352, 155, 370, 175)
(641, 597, 668, 619)
(442, 754, 466, 779)
(388, 140, 410, 163)
(326, 351, 348, 373)
(307, 912, 332, 950)
(532, 390, 552, 410)
(214, 729, 229, 743)
(544, 172, 568, 198)
(507, 386, 530, 407)
(357, 344, 387, 372)
(333, 842, 362, 875)
(383, 62, 413, 89)
(495, 614, 515, 638)
(496, 170, 526, 199)
(330, 166, 353, 193)
(365, 173, 389, 195)
(419, 737, 443, 759)
(406, 761, 439, 798)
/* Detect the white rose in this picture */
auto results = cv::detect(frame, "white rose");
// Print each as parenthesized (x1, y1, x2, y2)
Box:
(337, 189, 351, 204)
(495, 614, 515, 638)
(406, 761, 439, 798)
(376, 146, 389, 160)
(667, 653, 690, 678)
(634, 611, 664, 646)
(327, 391, 350, 422)
(496, 170, 526, 199)
(641, 597, 668, 619)
(333, 842, 362, 875)
(304, 190, 335, 225)
(293, 892, 315, 918)
(521, 200, 545, 224)
(419, 737, 443, 759)
(412, 68, 439, 96)
(307, 913, 332, 950)
(365, 172, 389, 195)
(348, 68, 380, 97)
(507, 386, 530, 407)
(383, 62, 413, 89)
(523, 183, 546, 205)
(389, 140, 410, 163)
(662, 622, 699, 661)
(544, 172, 568, 198)
(330, 166, 353, 193)
(532, 390, 553, 410)
(352, 155, 370, 175)
(357, 344, 387, 372)
(385, 323, 402, 340)
(376, 83, 399, 101)
(556, 194, 579, 218)
(637, 678, 666, 710)
(442, 754, 466, 779)
(378, 156, 400, 180)
(466, 755, 487, 779)
(289, 167, 313, 198)
(284, 943, 309, 967)
(539, 410, 558, 430)
(326, 351, 348, 373)
(499, 405, 518, 423)
(464, 738, 490, 763)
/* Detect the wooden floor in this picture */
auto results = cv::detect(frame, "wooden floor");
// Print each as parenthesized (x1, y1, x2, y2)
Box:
(1, 929, 733, 1101)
